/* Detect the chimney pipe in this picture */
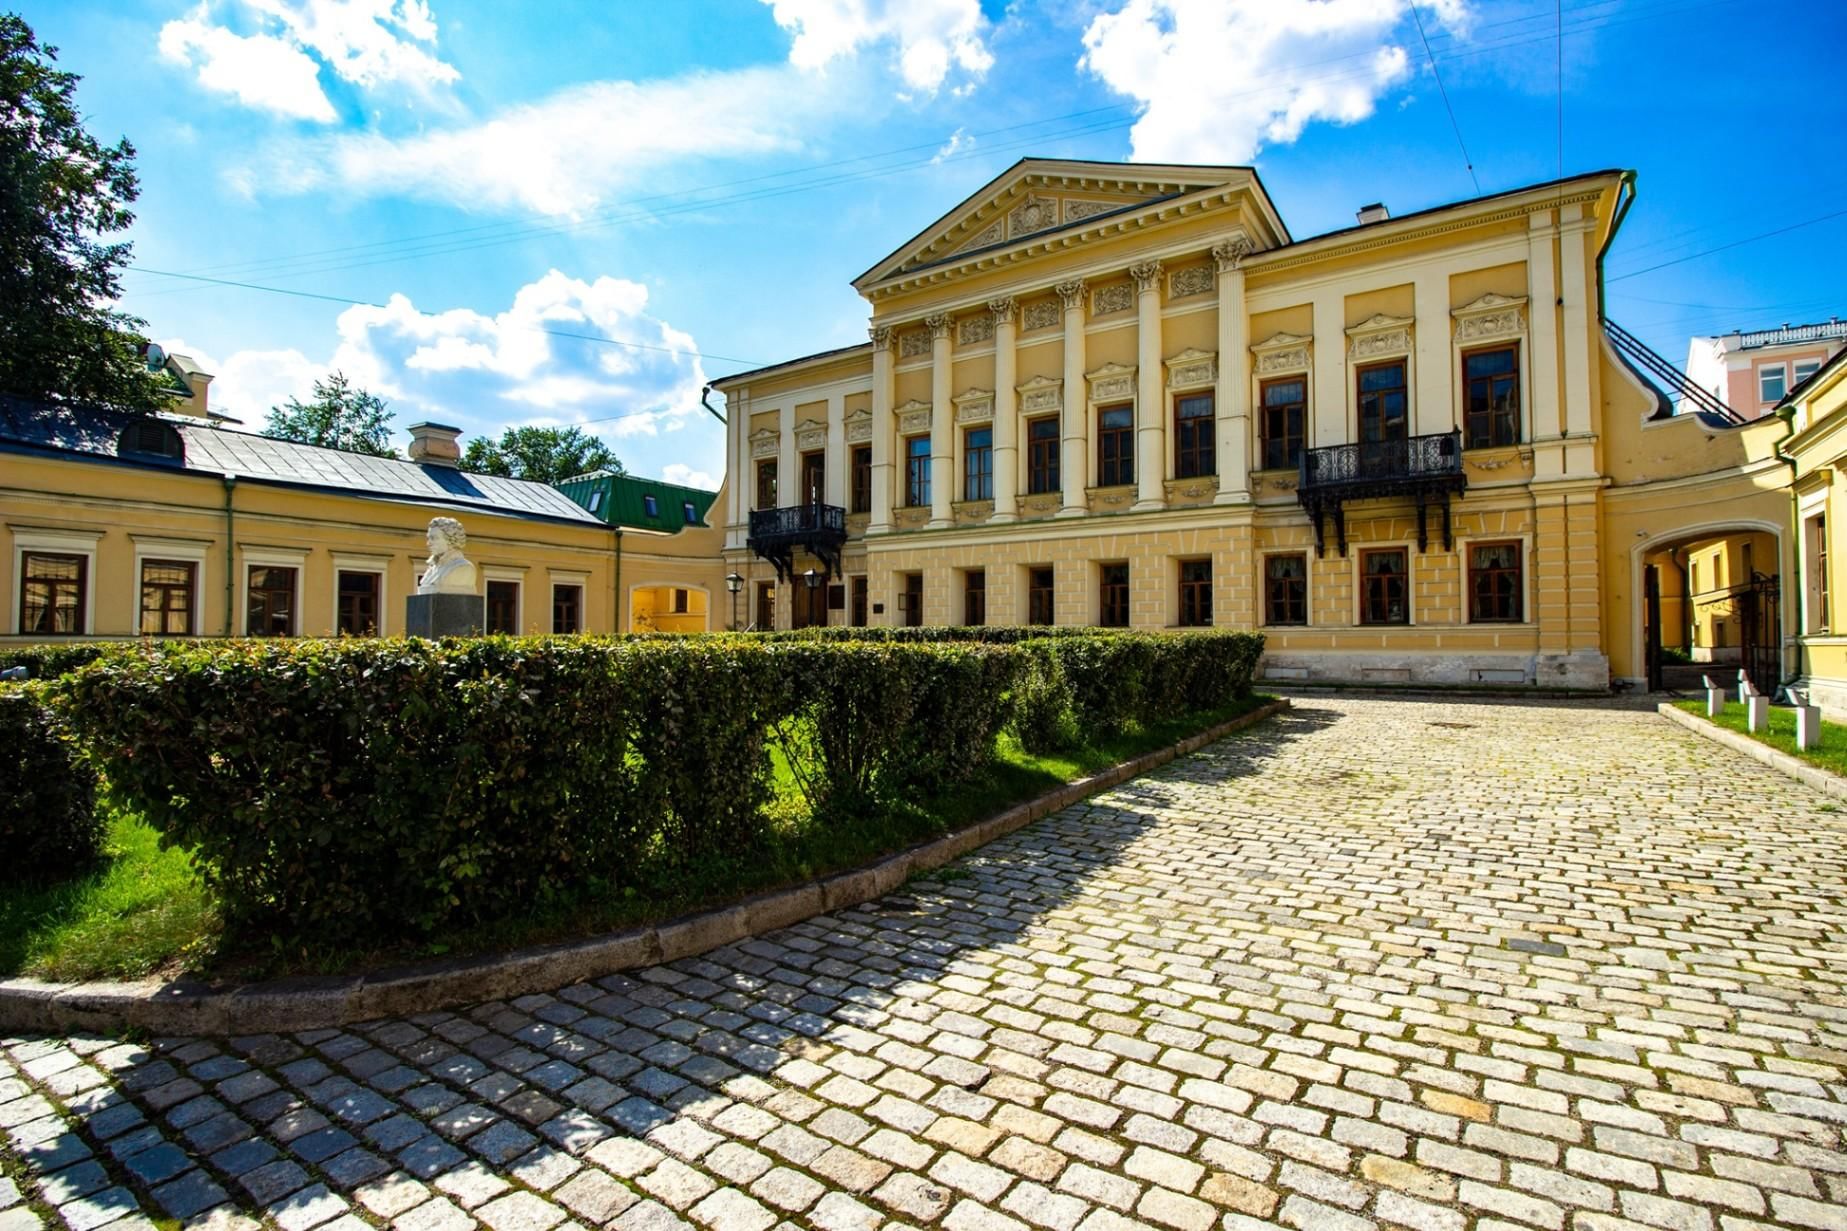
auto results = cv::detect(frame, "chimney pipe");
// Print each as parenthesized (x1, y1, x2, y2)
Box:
(407, 422, 463, 467)
(1357, 202, 1390, 225)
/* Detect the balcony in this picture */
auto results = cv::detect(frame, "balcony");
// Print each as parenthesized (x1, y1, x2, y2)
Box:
(1297, 429, 1466, 556)
(747, 501, 847, 583)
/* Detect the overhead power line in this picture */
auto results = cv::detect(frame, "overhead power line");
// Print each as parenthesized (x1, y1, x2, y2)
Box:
(1409, 1, 1479, 193)
(1606, 206, 1847, 282)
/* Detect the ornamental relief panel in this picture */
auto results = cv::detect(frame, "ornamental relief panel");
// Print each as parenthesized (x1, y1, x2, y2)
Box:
(1251, 332, 1312, 376)
(842, 409, 872, 444)
(898, 329, 930, 359)
(748, 427, 779, 459)
(896, 400, 932, 435)
(1165, 348, 1217, 391)
(1086, 362, 1136, 403)
(1452, 292, 1529, 344)
(953, 389, 995, 424)
(1008, 194, 1059, 238)
(957, 314, 995, 346)
(1063, 198, 1125, 223)
(1017, 375, 1063, 414)
(953, 219, 1005, 254)
(1169, 264, 1215, 299)
(1022, 299, 1062, 331)
(1092, 282, 1134, 317)
(1346, 313, 1414, 361)
(794, 422, 827, 451)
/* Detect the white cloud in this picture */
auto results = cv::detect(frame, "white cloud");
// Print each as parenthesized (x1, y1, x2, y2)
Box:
(761, 0, 992, 93)
(158, 338, 324, 423)
(244, 66, 830, 215)
(158, 14, 337, 122)
(1080, 0, 1469, 165)
(158, 0, 457, 121)
(662, 463, 719, 489)
(932, 125, 972, 163)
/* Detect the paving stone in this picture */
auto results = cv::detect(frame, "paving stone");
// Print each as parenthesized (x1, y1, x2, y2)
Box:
(150, 1170, 230, 1220)
(476, 1192, 565, 1231)
(555, 1170, 640, 1224)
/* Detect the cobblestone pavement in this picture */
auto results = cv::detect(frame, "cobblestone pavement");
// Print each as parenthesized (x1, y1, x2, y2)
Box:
(5, 696, 1847, 1231)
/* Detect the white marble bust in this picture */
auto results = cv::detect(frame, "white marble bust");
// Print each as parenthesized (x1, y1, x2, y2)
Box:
(417, 516, 478, 595)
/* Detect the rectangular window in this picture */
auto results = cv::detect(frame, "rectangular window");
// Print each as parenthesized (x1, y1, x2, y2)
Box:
(1358, 360, 1409, 443)
(756, 459, 778, 509)
(963, 569, 986, 626)
(800, 450, 825, 504)
(1260, 377, 1306, 470)
(1178, 559, 1212, 627)
(1174, 393, 1215, 479)
(1818, 514, 1830, 632)
(1795, 358, 1823, 388)
(1264, 554, 1308, 626)
(905, 435, 932, 507)
(1468, 541, 1524, 623)
(851, 575, 868, 627)
(138, 559, 194, 637)
(642, 494, 658, 517)
(755, 580, 775, 630)
(683, 501, 698, 525)
(1760, 363, 1788, 404)
(1028, 567, 1055, 626)
(487, 579, 520, 634)
(1463, 345, 1521, 449)
(1099, 563, 1129, 628)
(1360, 549, 1409, 625)
(587, 490, 603, 513)
(247, 565, 296, 637)
(902, 573, 924, 627)
(20, 552, 85, 636)
(964, 427, 993, 501)
(850, 444, 872, 514)
(552, 583, 582, 635)
(1026, 416, 1060, 494)
(673, 588, 690, 614)
(336, 570, 380, 637)
(1097, 404, 1135, 487)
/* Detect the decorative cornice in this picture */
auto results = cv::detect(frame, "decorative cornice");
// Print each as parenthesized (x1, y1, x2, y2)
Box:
(1086, 361, 1137, 403)
(1129, 260, 1164, 294)
(748, 426, 780, 459)
(1016, 375, 1063, 413)
(1346, 312, 1414, 361)
(1164, 347, 1218, 391)
(953, 388, 995, 424)
(843, 408, 873, 444)
(1251, 331, 1312, 377)
(794, 421, 827, 451)
(1452, 292, 1529, 344)
(1055, 279, 1088, 310)
(896, 399, 933, 435)
(1247, 188, 1605, 275)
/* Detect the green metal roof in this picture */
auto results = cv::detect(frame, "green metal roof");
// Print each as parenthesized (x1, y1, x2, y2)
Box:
(557, 470, 718, 532)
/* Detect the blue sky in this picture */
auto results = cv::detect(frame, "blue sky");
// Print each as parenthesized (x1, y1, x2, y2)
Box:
(33, 0, 1847, 488)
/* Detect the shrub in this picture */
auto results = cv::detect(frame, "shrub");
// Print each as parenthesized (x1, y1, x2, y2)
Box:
(1008, 643, 1081, 753)
(0, 685, 102, 883)
(0, 642, 124, 679)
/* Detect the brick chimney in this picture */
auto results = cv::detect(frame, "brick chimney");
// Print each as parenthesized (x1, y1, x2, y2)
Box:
(1356, 202, 1391, 225)
(407, 422, 463, 467)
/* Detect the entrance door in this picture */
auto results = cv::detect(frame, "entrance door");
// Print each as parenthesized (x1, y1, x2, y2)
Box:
(792, 578, 827, 629)
(1644, 565, 1663, 692)
(1357, 359, 1409, 477)
(755, 581, 775, 630)
(1738, 574, 1781, 694)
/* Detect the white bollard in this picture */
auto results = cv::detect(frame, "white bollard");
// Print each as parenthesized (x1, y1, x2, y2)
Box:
(1746, 694, 1770, 734)
(1707, 688, 1725, 718)
(1738, 670, 1753, 704)
(1796, 705, 1822, 751)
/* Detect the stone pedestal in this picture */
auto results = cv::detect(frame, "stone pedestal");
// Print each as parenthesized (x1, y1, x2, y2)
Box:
(407, 592, 484, 638)
(1706, 688, 1724, 718)
(1745, 695, 1769, 734)
(1796, 704, 1822, 750)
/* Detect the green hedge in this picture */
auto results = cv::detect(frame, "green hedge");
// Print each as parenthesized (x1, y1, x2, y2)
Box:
(51, 629, 1261, 944)
(0, 686, 102, 883)
(0, 643, 127, 679)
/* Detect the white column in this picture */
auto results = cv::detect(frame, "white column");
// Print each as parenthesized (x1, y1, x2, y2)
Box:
(869, 326, 894, 534)
(1526, 216, 1560, 442)
(1056, 279, 1088, 517)
(928, 313, 953, 528)
(1212, 240, 1251, 504)
(776, 401, 796, 511)
(1131, 260, 1165, 511)
(726, 386, 746, 547)
(1558, 204, 1594, 438)
(990, 298, 1019, 523)
(824, 392, 845, 507)
(1414, 273, 1450, 437)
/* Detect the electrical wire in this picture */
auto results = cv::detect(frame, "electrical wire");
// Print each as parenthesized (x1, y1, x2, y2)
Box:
(1410, 1, 1479, 193)
(1607, 207, 1847, 282)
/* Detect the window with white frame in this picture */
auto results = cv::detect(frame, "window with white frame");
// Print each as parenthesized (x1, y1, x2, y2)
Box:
(13, 529, 99, 636)
(1794, 358, 1822, 389)
(1759, 363, 1787, 404)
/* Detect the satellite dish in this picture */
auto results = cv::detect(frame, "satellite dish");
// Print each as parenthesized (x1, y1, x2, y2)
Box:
(144, 342, 166, 371)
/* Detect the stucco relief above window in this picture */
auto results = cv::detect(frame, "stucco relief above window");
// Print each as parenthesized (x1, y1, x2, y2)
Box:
(1346, 313, 1415, 361)
(1022, 300, 1061, 331)
(1169, 264, 1215, 299)
(896, 400, 932, 434)
(843, 409, 873, 444)
(1086, 362, 1137, 403)
(1451, 292, 1528, 343)
(953, 388, 995, 424)
(1017, 375, 1063, 413)
(794, 422, 827, 451)
(899, 329, 931, 359)
(1251, 332, 1313, 375)
(1165, 348, 1218, 391)
(1092, 283, 1134, 316)
(748, 427, 780, 458)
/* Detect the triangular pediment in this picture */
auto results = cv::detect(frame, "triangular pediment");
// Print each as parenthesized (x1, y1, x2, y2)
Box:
(855, 158, 1273, 291)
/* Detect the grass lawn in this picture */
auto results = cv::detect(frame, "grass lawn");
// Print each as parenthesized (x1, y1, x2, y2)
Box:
(1, 694, 1277, 983)
(0, 810, 219, 981)
(1672, 698, 1847, 778)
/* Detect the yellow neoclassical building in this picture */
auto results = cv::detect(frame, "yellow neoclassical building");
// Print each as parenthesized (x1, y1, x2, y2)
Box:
(714, 158, 1795, 691)
(1, 381, 726, 644)
(1780, 347, 1847, 716)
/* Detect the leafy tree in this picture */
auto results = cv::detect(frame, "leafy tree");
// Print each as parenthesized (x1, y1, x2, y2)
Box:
(463, 426, 624, 485)
(264, 372, 396, 457)
(0, 14, 168, 410)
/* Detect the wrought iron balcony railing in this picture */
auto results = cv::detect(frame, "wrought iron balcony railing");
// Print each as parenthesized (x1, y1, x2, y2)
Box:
(747, 501, 847, 584)
(1298, 428, 1464, 495)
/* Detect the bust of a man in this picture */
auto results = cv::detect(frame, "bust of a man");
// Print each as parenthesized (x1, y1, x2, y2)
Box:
(417, 516, 478, 595)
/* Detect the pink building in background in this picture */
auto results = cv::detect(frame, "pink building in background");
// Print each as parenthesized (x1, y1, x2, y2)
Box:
(1684, 319, 1847, 419)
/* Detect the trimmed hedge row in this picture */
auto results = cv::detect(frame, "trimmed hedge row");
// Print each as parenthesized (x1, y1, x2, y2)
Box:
(46, 629, 1261, 943)
(1, 686, 102, 884)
